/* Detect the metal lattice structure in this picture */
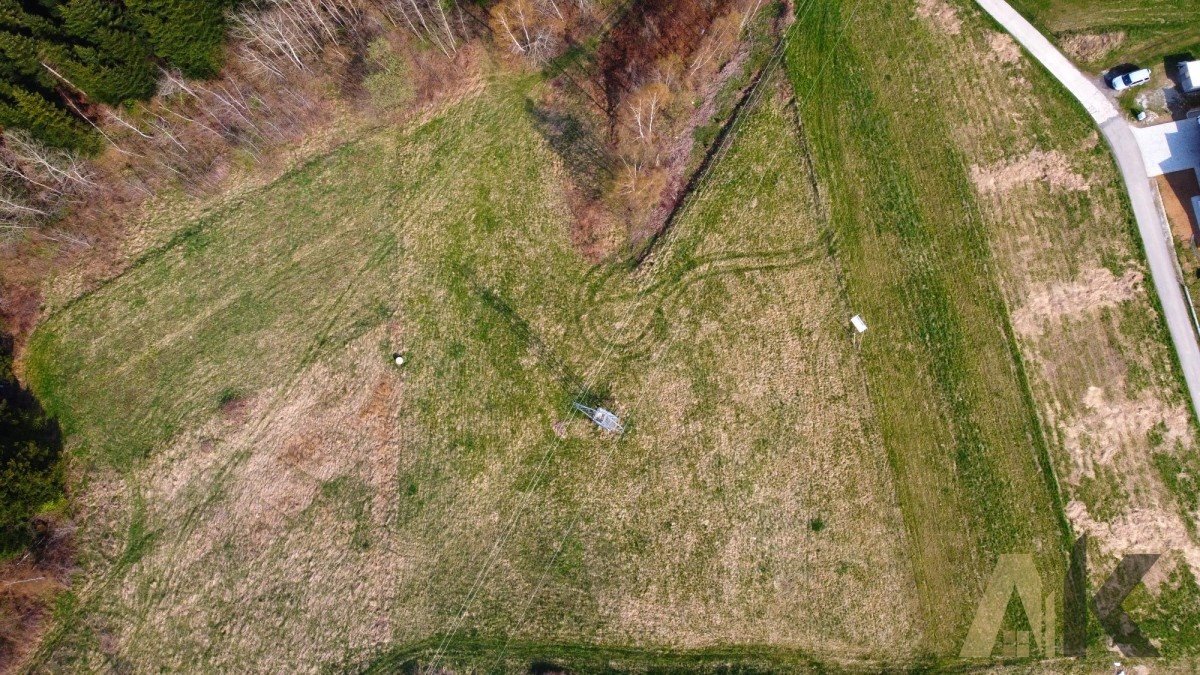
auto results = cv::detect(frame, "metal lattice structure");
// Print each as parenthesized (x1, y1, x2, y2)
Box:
(573, 402, 624, 433)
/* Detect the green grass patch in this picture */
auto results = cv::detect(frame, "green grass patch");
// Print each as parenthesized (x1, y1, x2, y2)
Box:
(1127, 562, 1200, 657)
(1006, 0, 1200, 68)
(21, 73, 928, 670)
(786, 0, 1068, 654)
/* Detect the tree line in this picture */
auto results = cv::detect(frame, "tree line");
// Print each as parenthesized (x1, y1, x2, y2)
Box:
(0, 0, 232, 153)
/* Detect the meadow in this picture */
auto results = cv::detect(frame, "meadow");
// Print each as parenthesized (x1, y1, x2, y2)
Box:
(21, 68, 931, 669)
(787, 0, 1069, 654)
(899, 0, 1200, 658)
(16, 0, 1200, 669)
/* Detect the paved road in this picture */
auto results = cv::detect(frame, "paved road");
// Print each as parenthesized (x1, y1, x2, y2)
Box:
(974, 0, 1200, 416)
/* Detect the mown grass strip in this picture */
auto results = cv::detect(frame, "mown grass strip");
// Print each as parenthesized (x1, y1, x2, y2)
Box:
(786, 0, 1067, 655)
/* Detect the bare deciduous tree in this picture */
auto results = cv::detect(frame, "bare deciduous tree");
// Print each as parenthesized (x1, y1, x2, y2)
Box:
(489, 0, 565, 62)
(4, 132, 96, 193)
(0, 130, 96, 243)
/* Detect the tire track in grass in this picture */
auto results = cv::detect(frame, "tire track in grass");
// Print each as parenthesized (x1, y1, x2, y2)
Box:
(576, 242, 825, 356)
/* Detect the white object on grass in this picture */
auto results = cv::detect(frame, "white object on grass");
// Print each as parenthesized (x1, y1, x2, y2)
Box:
(851, 315, 868, 333)
(573, 403, 624, 433)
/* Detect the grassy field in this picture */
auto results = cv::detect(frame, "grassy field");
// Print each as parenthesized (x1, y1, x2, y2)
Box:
(21, 69, 932, 670)
(1006, 0, 1199, 67)
(787, 0, 1069, 655)
(902, 0, 1200, 659)
(17, 0, 1200, 669)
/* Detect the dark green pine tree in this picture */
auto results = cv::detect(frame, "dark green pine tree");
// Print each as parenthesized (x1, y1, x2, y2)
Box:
(0, 0, 96, 150)
(0, 83, 98, 151)
(0, 0, 63, 39)
(0, 30, 57, 90)
(0, 0, 235, 151)
(129, 0, 230, 79)
(54, 0, 158, 104)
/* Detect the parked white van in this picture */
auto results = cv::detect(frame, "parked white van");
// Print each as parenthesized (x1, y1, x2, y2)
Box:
(1108, 68, 1152, 91)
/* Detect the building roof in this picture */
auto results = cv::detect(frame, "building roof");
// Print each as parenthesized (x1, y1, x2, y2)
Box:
(1182, 60, 1200, 91)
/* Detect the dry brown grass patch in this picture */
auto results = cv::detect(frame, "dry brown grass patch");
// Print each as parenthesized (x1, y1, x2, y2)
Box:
(913, 0, 962, 35)
(986, 31, 1023, 65)
(1061, 32, 1126, 64)
(970, 149, 1090, 195)
(94, 324, 415, 669)
(1011, 267, 1142, 337)
(1062, 385, 1192, 480)
(1067, 500, 1200, 590)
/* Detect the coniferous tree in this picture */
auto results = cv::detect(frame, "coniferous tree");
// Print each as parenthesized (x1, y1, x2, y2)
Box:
(0, 31, 56, 88)
(0, 0, 99, 150)
(0, 0, 236, 151)
(55, 0, 157, 103)
(129, 0, 230, 78)
(0, 84, 97, 151)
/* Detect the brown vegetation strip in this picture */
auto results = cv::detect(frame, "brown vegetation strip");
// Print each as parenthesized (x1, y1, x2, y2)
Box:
(633, 40, 787, 265)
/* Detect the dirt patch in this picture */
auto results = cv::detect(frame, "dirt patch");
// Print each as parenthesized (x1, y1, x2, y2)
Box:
(1011, 267, 1141, 337)
(1157, 170, 1200, 242)
(1061, 32, 1126, 65)
(1062, 386, 1191, 480)
(987, 31, 1022, 65)
(0, 284, 41, 357)
(913, 0, 962, 35)
(563, 180, 624, 261)
(218, 393, 252, 424)
(1066, 500, 1200, 590)
(971, 149, 1090, 195)
(1135, 86, 1168, 123)
(0, 572, 58, 672)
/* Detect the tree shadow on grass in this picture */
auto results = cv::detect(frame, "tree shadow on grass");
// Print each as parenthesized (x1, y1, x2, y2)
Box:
(0, 334, 63, 557)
